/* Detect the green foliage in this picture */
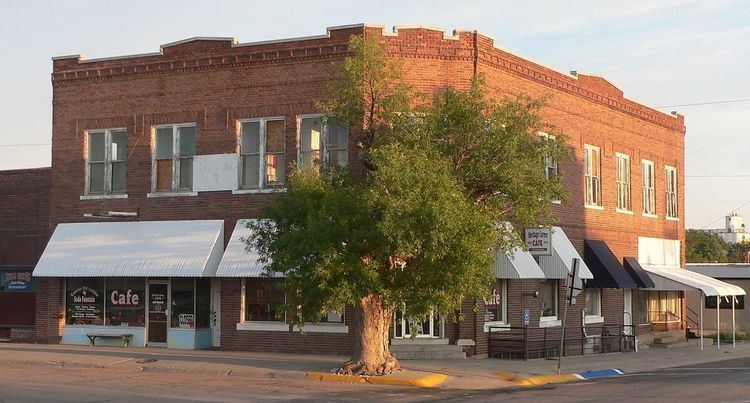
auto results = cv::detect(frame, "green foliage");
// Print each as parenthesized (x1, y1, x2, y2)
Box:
(686, 229, 728, 263)
(248, 34, 570, 329)
(728, 241, 750, 263)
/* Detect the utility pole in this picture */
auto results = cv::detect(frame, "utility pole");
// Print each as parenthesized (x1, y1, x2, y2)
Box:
(558, 258, 582, 375)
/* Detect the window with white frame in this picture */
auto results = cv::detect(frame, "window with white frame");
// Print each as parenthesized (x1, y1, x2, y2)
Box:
(319, 310, 345, 324)
(540, 280, 558, 318)
(642, 160, 656, 215)
(239, 118, 286, 189)
(665, 166, 678, 219)
(154, 124, 196, 192)
(584, 287, 602, 317)
(539, 132, 558, 180)
(484, 280, 506, 323)
(86, 129, 127, 195)
(583, 145, 601, 206)
(616, 153, 631, 211)
(299, 116, 348, 170)
(243, 278, 285, 322)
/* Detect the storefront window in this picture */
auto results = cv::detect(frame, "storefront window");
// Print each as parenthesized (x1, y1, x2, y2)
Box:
(245, 279, 285, 322)
(171, 278, 195, 328)
(485, 280, 505, 323)
(105, 278, 145, 326)
(705, 295, 744, 310)
(66, 278, 105, 325)
(647, 291, 683, 322)
(540, 280, 558, 317)
(584, 287, 601, 317)
(638, 291, 648, 324)
(195, 278, 211, 328)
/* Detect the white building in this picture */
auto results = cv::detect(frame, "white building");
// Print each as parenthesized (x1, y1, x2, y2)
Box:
(705, 213, 750, 244)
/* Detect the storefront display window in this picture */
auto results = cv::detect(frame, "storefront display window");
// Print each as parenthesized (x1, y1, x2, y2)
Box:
(485, 280, 505, 323)
(195, 278, 211, 328)
(245, 279, 285, 322)
(540, 280, 558, 317)
(66, 278, 105, 325)
(171, 278, 195, 328)
(105, 278, 145, 326)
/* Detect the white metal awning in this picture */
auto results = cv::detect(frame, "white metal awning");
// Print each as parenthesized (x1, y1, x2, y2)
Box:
(537, 226, 593, 280)
(33, 220, 224, 277)
(216, 219, 280, 278)
(494, 247, 545, 279)
(643, 265, 746, 296)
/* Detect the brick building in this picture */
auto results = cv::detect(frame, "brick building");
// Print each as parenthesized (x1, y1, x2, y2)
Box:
(23, 23, 727, 356)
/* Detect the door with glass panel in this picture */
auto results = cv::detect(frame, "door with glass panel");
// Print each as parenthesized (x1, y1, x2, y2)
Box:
(393, 305, 442, 338)
(147, 283, 168, 346)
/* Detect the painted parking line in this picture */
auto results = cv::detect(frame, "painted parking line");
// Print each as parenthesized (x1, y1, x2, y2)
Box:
(578, 369, 624, 379)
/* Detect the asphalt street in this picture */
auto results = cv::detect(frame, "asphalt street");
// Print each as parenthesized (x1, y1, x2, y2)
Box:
(2, 357, 750, 402)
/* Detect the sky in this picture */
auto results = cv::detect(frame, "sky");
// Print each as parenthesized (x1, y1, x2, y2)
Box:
(1, 0, 748, 229)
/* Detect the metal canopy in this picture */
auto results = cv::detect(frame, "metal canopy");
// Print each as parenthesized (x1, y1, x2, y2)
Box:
(623, 257, 656, 288)
(216, 219, 281, 278)
(538, 227, 594, 280)
(643, 265, 746, 297)
(494, 247, 546, 279)
(33, 220, 224, 277)
(583, 240, 638, 289)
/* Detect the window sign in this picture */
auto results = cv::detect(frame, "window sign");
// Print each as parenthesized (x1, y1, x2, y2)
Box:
(179, 313, 195, 328)
(0, 271, 34, 291)
(106, 278, 145, 326)
(66, 278, 105, 325)
(525, 228, 552, 256)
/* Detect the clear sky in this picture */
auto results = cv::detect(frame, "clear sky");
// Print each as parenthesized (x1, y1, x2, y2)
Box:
(1, 0, 748, 229)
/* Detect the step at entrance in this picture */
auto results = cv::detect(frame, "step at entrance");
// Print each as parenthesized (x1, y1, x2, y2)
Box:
(649, 330, 690, 349)
(390, 339, 466, 359)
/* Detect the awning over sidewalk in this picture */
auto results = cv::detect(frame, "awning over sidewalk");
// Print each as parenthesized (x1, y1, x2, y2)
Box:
(643, 266, 746, 297)
(216, 219, 281, 278)
(494, 247, 545, 279)
(538, 227, 593, 280)
(583, 240, 637, 289)
(33, 220, 224, 277)
(623, 257, 655, 288)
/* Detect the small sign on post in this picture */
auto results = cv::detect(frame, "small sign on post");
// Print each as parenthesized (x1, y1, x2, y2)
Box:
(525, 228, 552, 256)
(523, 309, 530, 326)
(558, 258, 581, 374)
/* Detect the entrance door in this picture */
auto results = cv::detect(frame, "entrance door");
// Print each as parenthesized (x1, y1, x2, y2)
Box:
(394, 305, 442, 338)
(624, 289, 633, 335)
(147, 283, 168, 346)
(210, 279, 221, 348)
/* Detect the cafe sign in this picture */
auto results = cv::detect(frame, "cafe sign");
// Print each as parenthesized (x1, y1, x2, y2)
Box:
(525, 227, 552, 256)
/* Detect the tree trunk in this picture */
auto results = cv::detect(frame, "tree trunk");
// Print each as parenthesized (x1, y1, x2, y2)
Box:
(338, 294, 401, 376)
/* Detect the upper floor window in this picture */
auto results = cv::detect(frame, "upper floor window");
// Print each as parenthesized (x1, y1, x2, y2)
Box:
(616, 153, 631, 211)
(298, 116, 348, 170)
(239, 118, 286, 190)
(642, 160, 656, 215)
(583, 145, 601, 206)
(154, 124, 196, 192)
(665, 166, 678, 219)
(86, 129, 127, 195)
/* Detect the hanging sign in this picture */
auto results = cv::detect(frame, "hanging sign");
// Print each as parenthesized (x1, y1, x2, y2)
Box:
(0, 271, 34, 291)
(525, 228, 552, 256)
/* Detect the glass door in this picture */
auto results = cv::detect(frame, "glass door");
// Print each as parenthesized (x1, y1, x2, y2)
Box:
(147, 282, 168, 346)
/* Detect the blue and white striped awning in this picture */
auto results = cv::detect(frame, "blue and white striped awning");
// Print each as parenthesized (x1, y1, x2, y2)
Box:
(33, 220, 224, 277)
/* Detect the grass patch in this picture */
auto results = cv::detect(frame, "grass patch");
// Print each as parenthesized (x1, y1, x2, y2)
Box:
(706, 331, 750, 341)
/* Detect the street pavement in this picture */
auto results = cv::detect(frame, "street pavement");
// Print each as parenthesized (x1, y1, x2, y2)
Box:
(2, 342, 750, 401)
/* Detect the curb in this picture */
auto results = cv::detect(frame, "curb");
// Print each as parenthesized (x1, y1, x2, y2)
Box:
(497, 368, 623, 387)
(306, 372, 447, 388)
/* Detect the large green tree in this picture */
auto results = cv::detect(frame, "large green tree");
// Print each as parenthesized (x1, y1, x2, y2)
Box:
(248, 35, 567, 375)
(686, 229, 728, 263)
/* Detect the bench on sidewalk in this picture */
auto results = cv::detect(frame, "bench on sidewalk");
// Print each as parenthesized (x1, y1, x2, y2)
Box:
(86, 333, 133, 347)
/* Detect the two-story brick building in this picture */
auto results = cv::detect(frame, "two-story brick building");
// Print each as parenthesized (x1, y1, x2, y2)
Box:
(25, 23, 738, 356)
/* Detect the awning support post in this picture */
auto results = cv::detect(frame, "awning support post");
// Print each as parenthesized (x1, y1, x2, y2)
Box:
(717, 297, 720, 350)
(732, 295, 737, 349)
(700, 290, 704, 351)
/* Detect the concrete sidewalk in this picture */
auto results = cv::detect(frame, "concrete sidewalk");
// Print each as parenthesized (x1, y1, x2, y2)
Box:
(2, 342, 750, 390)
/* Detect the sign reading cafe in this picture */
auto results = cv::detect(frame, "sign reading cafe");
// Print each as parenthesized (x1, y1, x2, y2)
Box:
(525, 227, 552, 256)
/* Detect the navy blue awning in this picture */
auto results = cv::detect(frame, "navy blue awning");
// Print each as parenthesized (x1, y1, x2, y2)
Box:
(623, 257, 656, 288)
(584, 240, 638, 289)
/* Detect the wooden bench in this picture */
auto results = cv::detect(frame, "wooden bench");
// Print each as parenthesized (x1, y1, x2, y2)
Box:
(86, 333, 133, 347)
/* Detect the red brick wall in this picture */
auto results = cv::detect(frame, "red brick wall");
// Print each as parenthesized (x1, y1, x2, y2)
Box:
(43, 25, 685, 352)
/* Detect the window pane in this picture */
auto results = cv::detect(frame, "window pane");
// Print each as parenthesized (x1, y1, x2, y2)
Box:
(585, 288, 600, 316)
(300, 118, 322, 152)
(156, 128, 173, 159)
(179, 157, 193, 189)
(301, 150, 320, 169)
(66, 278, 105, 326)
(241, 122, 261, 154)
(266, 154, 285, 185)
(156, 159, 173, 190)
(111, 130, 127, 161)
(329, 150, 348, 167)
(245, 279, 285, 322)
(88, 132, 105, 162)
(111, 162, 126, 193)
(328, 124, 348, 149)
(266, 120, 285, 153)
(320, 310, 344, 323)
(88, 163, 105, 193)
(195, 278, 211, 329)
(178, 126, 196, 157)
(540, 280, 556, 317)
(242, 155, 260, 188)
(105, 278, 145, 327)
(171, 278, 194, 328)
(485, 281, 503, 322)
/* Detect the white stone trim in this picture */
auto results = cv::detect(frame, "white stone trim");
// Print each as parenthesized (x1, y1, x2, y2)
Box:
(80, 194, 128, 201)
(539, 317, 562, 328)
(236, 322, 288, 332)
(584, 315, 605, 325)
(293, 324, 349, 334)
(147, 191, 198, 198)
